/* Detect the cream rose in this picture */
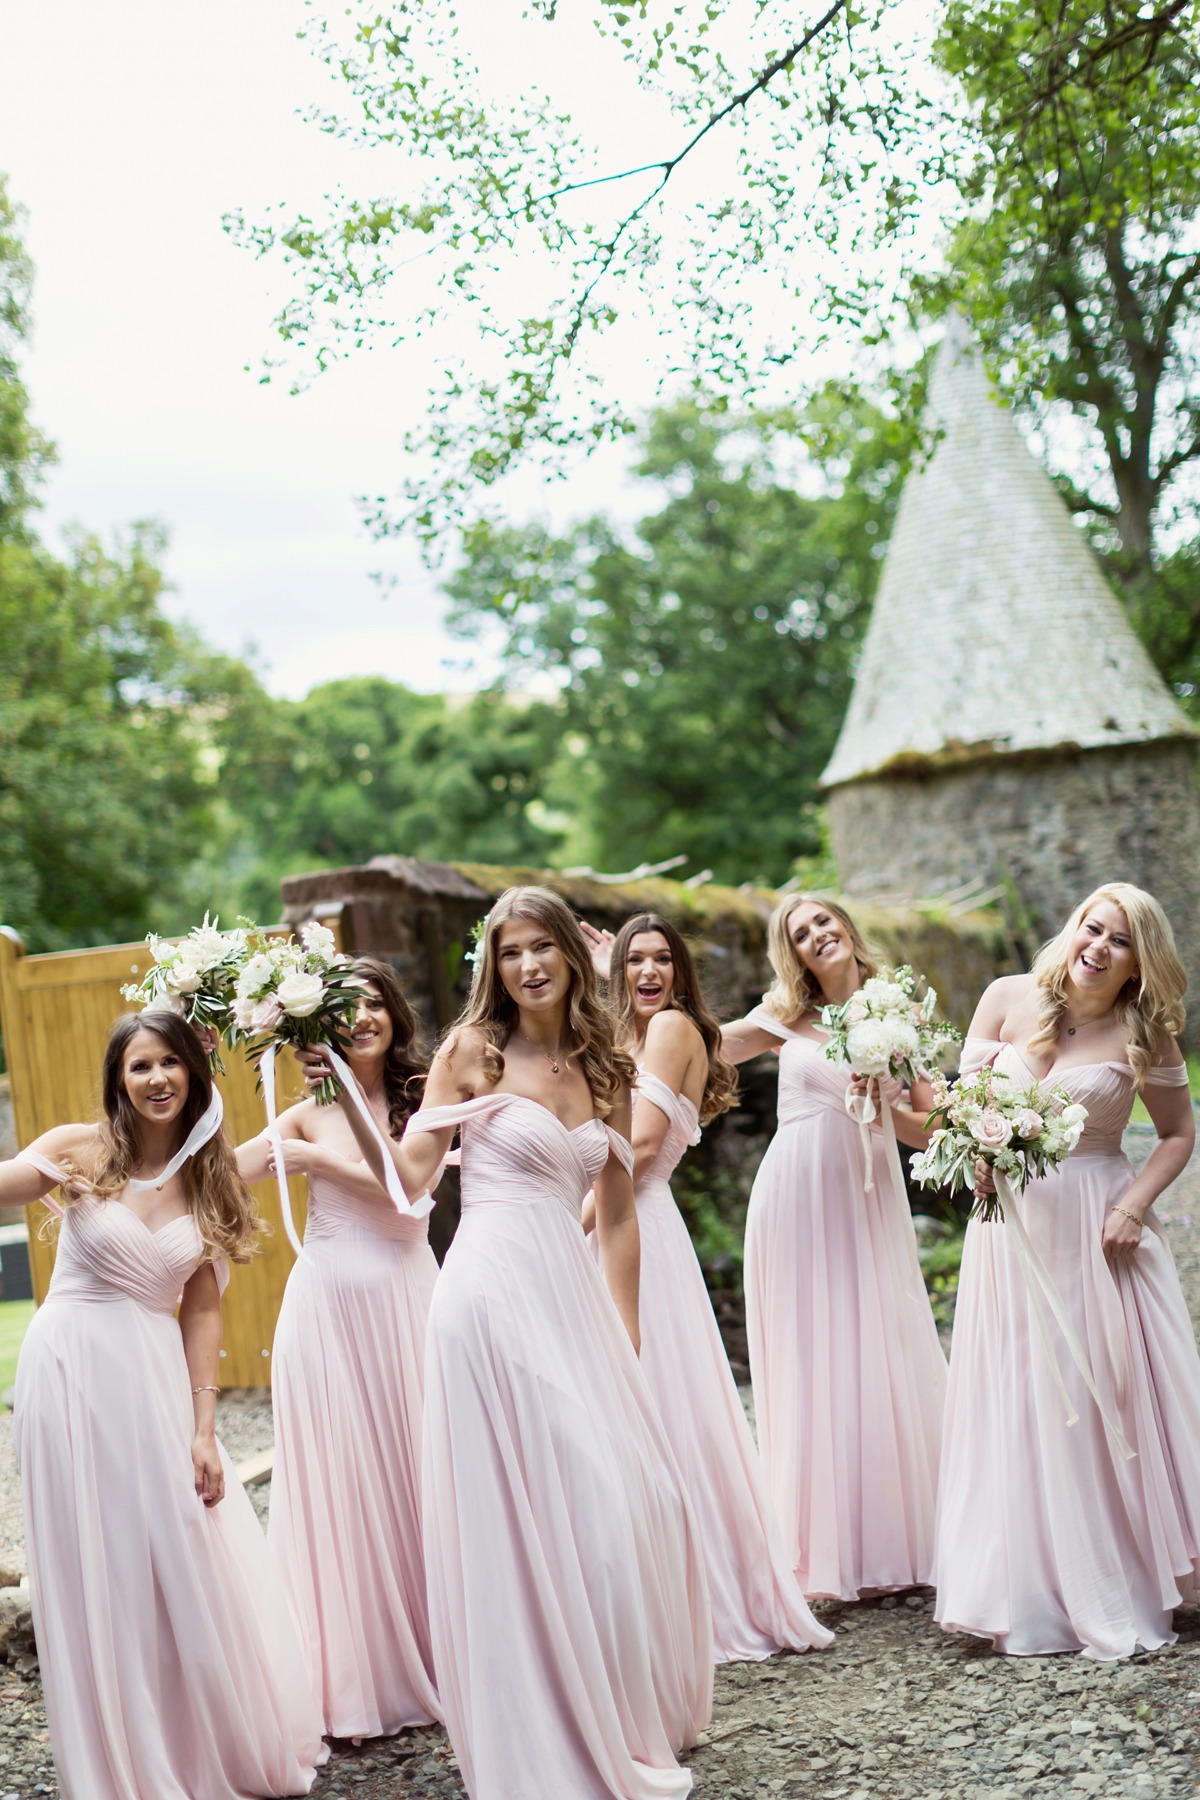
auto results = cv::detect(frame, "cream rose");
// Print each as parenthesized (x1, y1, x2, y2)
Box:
(975, 1107, 1013, 1149)
(276, 970, 325, 1017)
(250, 995, 285, 1033)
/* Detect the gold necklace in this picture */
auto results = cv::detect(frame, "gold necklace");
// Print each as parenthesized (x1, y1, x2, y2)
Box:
(521, 1032, 569, 1075)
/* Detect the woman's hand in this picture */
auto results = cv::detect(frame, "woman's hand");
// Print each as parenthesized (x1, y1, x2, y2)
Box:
(192, 1023, 219, 1060)
(974, 1156, 996, 1201)
(191, 1429, 225, 1508)
(580, 922, 615, 982)
(848, 1074, 870, 1100)
(1102, 1203, 1144, 1264)
(267, 1137, 327, 1179)
(295, 1043, 338, 1093)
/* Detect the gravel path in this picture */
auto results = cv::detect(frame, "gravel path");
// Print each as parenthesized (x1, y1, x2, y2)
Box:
(2, 1123, 1200, 1799)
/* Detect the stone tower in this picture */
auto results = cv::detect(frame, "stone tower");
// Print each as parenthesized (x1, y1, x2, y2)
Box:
(821, 315, 1200, 1016)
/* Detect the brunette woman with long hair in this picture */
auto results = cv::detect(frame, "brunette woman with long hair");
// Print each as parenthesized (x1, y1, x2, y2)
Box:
(303, 889, 711, 1800)
(584, 912, 832, 1662)
(935, 884, 1200, 1658)
(722, 894, 948, 1601)
(0, 1011, 324, 1799)
(237, 956, 441, 1740)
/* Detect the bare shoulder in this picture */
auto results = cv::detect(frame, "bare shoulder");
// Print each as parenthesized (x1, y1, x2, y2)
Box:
(645, 1008, 702, 1052)
(1153, 1032, 1187, 1070)
(971, 973, 1035, 1037)
(274, 1097, 319, 1137)
(29, 1122, 101, 1170)
(431, 1024, 494, 1097)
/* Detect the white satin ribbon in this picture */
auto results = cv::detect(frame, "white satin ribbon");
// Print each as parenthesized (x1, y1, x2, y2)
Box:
(844, 1079, 925, 1300)
(128, 1088, 224, 1192)
(260, 1043, 435, 1259)
(992, 1168, 1135, 1459)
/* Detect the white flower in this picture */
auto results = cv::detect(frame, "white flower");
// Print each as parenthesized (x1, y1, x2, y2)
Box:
(164, 951, 204, 995)
(975, 1107, 1014, 1149)
(231, 997, 257, 1031)
(188, 924, 230, 970)
(1060, 1103, 1088, 1129)
(276, 970, 325, 1017)
(881, 1017, 920, 1059)
(844, 995, 871, 1025)
(299, 920, 337, 959)
(1012, 1108, 1044, 1141)
(250, 995, 285, 1032)
(845, 1019, 894, 1077)
(236, 953, 277, 1000)
(142, 992, 187, 1019)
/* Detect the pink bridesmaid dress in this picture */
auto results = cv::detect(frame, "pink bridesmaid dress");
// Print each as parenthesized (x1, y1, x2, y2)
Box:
(406, 1093, 712, 1800)
(934, 1041, 1200, 1659)
(741, 1006, 948, 1600)
(594, 1072, 833, 1662)
(269, 1163, 441, 1737)
(13, 1152, 326, 1800)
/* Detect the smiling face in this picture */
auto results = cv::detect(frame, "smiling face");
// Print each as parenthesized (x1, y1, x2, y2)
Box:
(495, 915, 572, 1017)
(785, 901, 857, 992)
(624, 930, 675, 1020)
(121, 1027, 191, 1131)
(1066, 899, 1139, 1002)
(346, 983, 394, 1067)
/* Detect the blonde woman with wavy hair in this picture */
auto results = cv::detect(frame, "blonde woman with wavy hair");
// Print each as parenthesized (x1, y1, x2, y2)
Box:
(934, 883, 1200, 1660)
(721, 894, 948, 1601)
(0, 1011, 324, 1799)
(311, 886, 712, 1799)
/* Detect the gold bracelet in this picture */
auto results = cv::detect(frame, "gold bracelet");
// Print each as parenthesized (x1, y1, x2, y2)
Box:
(1111, 1205, 1143, 1229)
(191, 1385, 220, 1395)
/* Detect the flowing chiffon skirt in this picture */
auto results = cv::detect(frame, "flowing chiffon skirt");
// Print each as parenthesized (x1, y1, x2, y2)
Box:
(269, 1182, 441, 1738)
(935, 1152, 1200, 1658)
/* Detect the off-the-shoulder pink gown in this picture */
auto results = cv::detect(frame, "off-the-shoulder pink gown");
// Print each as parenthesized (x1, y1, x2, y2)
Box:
(934, 1041, 1200, 1659)
(406, 1093, 712, 1800)
(13, 1153, 326, 1800)
(593, 1071, 833, 1662)
(741, 1006, 948, 1600)
(269, 1162, 441, 1737)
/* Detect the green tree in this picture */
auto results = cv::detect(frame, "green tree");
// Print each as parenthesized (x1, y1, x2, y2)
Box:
(217, 677, 570, 920)
(445, 398, 913, 883)
(0, 176, 54, 538)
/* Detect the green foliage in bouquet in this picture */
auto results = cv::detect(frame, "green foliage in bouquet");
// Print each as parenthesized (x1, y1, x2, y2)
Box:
(227, 921, 368, 1104)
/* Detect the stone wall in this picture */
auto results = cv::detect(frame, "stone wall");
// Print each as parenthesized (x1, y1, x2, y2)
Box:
(827, 739, 1200, 1048)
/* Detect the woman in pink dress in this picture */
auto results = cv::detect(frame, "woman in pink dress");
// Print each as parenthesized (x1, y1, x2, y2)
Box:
(582, 911, 833, 1662)
(935, 882, 1200, 1659)
(722, 894, 948, 1600)
(237, 957, 441, 1738)
(0, 1010, 325, 1800)
(311, 887, 712, 1800)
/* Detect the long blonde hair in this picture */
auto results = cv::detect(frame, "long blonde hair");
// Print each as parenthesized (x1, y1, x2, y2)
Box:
(453, 887, 637, 1116)
(608, 912, 738, 1125)
(1028, 883, 1187, 1087)
(64, 1012, 263, 1264)
(762, 892, 878, 1023)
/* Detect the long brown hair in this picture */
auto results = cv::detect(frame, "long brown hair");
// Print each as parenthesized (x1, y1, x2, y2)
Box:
(608, 913, 737, 1125)
(351, 956, 427, 1137)
(65, 1012, 263, 1264)
(1027, 883, 1187, 1088)
(451, 886, 637, 1116)
(763, 893, 878, 1022)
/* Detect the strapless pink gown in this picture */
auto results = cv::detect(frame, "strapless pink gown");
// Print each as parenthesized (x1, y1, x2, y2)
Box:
(269, 1163, 441, 1737)
(406, 1093, 712, 1800)
(592, 1072, 832, 1662)
(934, 1040, 1200, 1659)
(742, 1006, 948, 1600)
(13, 1153, 325, 1800)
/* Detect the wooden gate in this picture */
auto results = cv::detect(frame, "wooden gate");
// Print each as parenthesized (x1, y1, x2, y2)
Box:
(0, 927, 312, 1387)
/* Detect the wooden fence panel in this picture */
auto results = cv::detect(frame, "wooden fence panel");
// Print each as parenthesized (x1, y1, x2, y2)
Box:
(0, 929, 313, 1388)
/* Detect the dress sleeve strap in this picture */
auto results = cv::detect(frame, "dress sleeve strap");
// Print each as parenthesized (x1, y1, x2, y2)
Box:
(743, 1002, 796, 1040)
(636, 1072, 702, 1147)
(960, 1037, 1003, 1075)
(404, 1094, 512, 1136)
(1144, 1062, 1190, 1087)
(602, 1128, 635, 1176)
(210, 1254, 230, 1298)
(13, 1151, 67, 1216)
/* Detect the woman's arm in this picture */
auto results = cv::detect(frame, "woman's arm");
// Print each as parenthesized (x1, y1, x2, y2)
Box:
(179, 1262, 225, 1508)
(234, 1103, 311, 1185)
(721, 1017, 785, 1065)
(296, 1041, 461, 1197)
(0, 1124, 97, 1205)
(632, 1010, 699, 1185)
(890, 1073, 940, 1150)
(1101, 1056, 1194, 1261)
(593, 1088, 640, 1352)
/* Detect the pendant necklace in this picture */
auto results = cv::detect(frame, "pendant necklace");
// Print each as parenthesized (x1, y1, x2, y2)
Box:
(522, 1033, 567, 1075)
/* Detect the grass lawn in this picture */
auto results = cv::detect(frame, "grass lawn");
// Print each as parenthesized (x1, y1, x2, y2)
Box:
(0, 1299, 35, 1395)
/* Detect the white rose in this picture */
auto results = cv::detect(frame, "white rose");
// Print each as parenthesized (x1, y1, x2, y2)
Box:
(975, 1107, 1014, 1149)
(299, 920, 337, 958)
(845, 1019, 893, 1077)
(236, 953, 277, 1000)
(143, 990, 186, 1018)
(844, 995, 870, 1025)
(165, 953, 204, 996)
(276, 970, 325, 1017)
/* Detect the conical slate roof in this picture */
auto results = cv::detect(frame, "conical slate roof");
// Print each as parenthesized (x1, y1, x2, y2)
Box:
(820, 316, 1193, 790)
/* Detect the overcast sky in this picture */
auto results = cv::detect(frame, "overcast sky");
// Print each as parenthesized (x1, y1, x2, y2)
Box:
(0, 0, 664, 697)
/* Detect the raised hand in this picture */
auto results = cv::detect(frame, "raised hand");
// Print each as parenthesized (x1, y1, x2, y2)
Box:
(580, 921, 616, 982)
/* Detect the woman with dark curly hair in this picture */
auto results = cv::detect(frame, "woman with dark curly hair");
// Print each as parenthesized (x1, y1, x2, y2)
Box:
(238, 956, 442, 1740)
(584, 911, 832, 1664)
(1, 1010, 323, 1799)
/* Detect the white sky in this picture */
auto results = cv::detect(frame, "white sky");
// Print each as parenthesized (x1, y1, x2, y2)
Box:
(0, 0, 647, 697)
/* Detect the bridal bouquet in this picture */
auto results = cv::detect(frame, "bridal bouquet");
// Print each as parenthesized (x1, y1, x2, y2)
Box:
(227, 921, 367, 1103)
(122, 915, 247, 1069)
(910, 1068, 1087, 1220)
(821, 966, 959, 1087)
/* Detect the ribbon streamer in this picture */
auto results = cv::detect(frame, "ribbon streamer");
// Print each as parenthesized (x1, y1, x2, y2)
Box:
(260, 1043, 435, 1259)
(844, 1078, 925, 1300)
(992, 1168, 1135, 1460)
(128, 1088, 224, 1192)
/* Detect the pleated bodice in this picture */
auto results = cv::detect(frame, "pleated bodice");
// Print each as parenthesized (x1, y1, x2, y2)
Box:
(961, 1036, 1188, 1158)
(406, 1091, 632, 1213)
(304, 1168, 432, 1245)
